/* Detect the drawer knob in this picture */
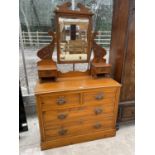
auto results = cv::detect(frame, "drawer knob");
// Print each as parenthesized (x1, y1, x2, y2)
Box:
(57, 113, 68, 120)
(58, 128, 68, 136)
(93, 122, 102, 129)
(56, 97, 66, 105)
(94, 108, 103, 115)
(96, 93, 104, 100)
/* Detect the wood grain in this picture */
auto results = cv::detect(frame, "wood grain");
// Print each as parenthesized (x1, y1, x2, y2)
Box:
(44, 117, 114, 141)
(35, 77, 121, 94)
(110, 0, 135, 122)
(41, 129, 116, 150)
(43, 104, 114, 125)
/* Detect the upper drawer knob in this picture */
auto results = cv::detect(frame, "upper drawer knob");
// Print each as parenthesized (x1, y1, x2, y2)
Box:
(56, 97, 66, 105)
(95, 93, 104, 100)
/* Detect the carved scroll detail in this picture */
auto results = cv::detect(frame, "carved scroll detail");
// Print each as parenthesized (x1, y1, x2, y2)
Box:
(56, 2, 71, 11)
(37, 31, 56, 61)
(55, 2, 92, 14)
(91, 32, 106, 63)
(77, 3, 90, 13)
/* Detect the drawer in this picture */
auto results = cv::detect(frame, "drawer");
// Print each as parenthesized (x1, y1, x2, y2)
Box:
(43, 103, 114, 128)
(83, 88, 116, 104)
(44, 116, 114, 141)
(40, 93, 80, 110)
(96, 66, 111, 74)
(42, 97, 114, 112)
(38, 70, 57, 78)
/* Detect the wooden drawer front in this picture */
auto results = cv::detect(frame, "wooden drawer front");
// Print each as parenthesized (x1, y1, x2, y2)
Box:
(97, 66, 111, 74)
(38, 70, 57, 78)
(42, 96, 114, 112)
(84, 88, 116, 104)
(44, 116, 114, 141)
(40, 93, 80, 110)
(43, 103, 114, 127)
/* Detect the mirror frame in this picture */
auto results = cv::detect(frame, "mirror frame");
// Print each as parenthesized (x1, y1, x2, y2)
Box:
(55, 2, 94, 64)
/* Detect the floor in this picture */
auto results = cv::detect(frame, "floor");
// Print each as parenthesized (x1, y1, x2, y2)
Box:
(19, 115, 135, 155)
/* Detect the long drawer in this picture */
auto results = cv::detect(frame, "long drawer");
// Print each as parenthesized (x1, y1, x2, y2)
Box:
(44, 114, 114, 130)
(44, 116, 114, 141)
(43, 103, 114, 127)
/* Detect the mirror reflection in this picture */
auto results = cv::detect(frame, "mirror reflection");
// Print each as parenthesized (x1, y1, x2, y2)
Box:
(59, 17, 89, 61)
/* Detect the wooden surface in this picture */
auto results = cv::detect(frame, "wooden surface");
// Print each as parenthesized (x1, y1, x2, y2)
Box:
(37, 60, 58, 79)
(55, 2, 94, 15)
(34, 2, 121, 149)
(37, 31, 56, 60)
(91, 63, 111, 77)
(91, 32, 106, 64)
(41, 129, 116, 150)
(110, 0, 135, 122)
(120, 0, 135, 101)
(35, 77, 121, 150)
(117, 101, 135, 122)
(90, 31, 111, 77)
(35, 77, 121, 94)
(36, 2, 111, 80)
(37, 60, 57, 70)
(110, 0, 130, 82)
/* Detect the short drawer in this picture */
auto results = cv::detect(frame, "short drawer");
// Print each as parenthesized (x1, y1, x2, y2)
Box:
(38, 70, 57, 78)
(43, 103, 114, 128)
(44, 116, 114, 141)
(83, 88, 116, 104)
(96, 66, 111, 74)
(40, 93, 80, 110)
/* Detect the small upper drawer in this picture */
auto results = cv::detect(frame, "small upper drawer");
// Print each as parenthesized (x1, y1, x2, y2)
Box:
(83, 87, 116, 104)
(38, 70, 57, 78)
(40, 93, 80, 111)
(96, 66, 111, 74)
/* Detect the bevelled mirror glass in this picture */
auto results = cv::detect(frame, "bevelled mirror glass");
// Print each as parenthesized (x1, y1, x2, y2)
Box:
(59, 17, 89, 62)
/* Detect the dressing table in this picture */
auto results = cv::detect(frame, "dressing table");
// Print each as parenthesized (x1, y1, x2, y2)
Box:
(35, 2, 121, 150)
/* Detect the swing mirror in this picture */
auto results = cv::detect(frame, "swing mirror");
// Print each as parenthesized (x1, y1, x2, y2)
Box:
(55, 2, 93, 64)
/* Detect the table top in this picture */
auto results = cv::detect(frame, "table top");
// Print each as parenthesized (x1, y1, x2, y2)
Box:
(35, 76, 121, 94)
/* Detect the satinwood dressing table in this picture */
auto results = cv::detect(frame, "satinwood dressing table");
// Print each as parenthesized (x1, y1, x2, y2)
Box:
(35, 2, 121, 150)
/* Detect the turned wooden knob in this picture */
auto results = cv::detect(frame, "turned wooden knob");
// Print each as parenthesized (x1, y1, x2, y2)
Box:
(93, 122, 102, 129)
(56, 97, 66, 105)
(94, 108, 103, 115)
(58, 128, 68, 135)
(57, 113, 68, 120)
(95, 93, 104, 100)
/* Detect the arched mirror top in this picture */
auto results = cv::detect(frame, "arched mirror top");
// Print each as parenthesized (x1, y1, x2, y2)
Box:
(55, 2, 94, 16)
